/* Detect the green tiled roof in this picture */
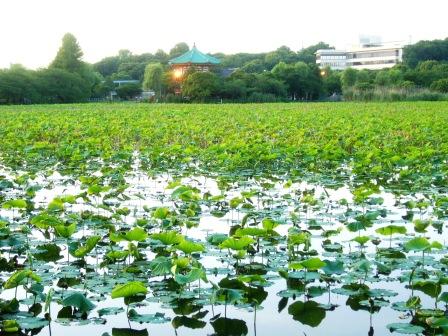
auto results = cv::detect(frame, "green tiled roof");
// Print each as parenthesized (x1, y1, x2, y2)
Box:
(169, 46, 220, 65)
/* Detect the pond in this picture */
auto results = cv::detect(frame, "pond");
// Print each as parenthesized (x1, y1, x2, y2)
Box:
(0, 157, 447, 336)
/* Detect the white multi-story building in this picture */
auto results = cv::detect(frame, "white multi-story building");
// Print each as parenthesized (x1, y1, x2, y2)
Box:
(346, 42, 403, 70)
(315, 50, 347, 70)
(316, 37, 404, 71)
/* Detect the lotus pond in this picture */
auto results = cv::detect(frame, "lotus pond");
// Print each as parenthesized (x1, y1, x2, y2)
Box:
(0, 102, 447, 336)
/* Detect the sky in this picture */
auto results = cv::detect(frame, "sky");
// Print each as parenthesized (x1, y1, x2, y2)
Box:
(0, 0, 447, 69)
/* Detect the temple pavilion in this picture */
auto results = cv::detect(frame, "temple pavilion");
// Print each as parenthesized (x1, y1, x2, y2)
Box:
(169, 44, 220, 79)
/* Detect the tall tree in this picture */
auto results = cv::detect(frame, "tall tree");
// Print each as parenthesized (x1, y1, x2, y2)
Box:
(143, 63, 164, 98)
(169, 43, 189, 59)
(50, 33, 84, 73)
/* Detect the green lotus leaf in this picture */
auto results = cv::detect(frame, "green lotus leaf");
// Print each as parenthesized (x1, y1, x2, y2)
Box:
(55, 223, 76, 238)
(288, 300, 326, 327)
(412, 281, 442, 299)
(72, 235, 101, 258)
(413, 219, 430, 233)
(30, 213, 62, 229)
(2, 199, 27, 209)
(128, 309, 170, 323)
(172, 315, 206, 330)
(206, 233, 228, 246)
(98, 307, 125, 316)
(322, 260, 344, 275)
(219, 236, 254, 251)
(174, 267, 208, 285)
(386, 323, 425, 334)
(175, 239, 205, 254)
(351, 236, 370, 246)
(1, 320, 19, 333)
(4, 269, 41, 289)
(300, 257, 326, 271)
(375, 225, 407, 236)
(235, 227, 266, 237)
(262, 218, 279, 231)
(111, 281, 147, 299)
(152, 207, 170, 219)
(211, 317, 248, 336)
(62, 292, 96, 312)
(151, 231, 183, 245)
(404, 237, 430, 252)
(149, 256, 172, 276)
(125, 227, 148, 242)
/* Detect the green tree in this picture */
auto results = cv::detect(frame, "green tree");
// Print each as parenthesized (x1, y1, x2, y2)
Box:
(0, 65, 40, 104)
(341, 68, 358, 89)
(154, 49, 169, 63)
(430, 78, 448, 93)
(297, 42, 333, 64)
(241, 59, 266, 73)
(36, 68, 90, 103)
(322, 68, 342, 95)
(50, 33, 84, 73)
(272, 61, 321, 100)
(265, 46, 298, 69)
(143, 63, 164, 99)
(219, 78, 248, 100)
(254, 73, 287, 97)
(169, 43, 189, 59)
(403, 38, 448, 68)
(94, 56, 121, 77)
(182, 72, 220, 102)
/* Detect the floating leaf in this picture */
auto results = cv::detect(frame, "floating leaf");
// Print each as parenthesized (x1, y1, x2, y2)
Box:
(386, 323, 425, 334)
(128, 309, 170, 324)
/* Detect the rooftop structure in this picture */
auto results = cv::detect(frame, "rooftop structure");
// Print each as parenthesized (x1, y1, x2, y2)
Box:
(112, 80, 140, 86)
(169, 45, 220, 79)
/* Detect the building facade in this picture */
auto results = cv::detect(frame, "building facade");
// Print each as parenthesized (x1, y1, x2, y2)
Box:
(315, 50, 347, 70)
(316, 38, 403, 71)
(346, 43, 403, 70)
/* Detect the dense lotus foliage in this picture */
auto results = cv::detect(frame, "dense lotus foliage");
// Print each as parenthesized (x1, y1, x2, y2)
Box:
(0, 102, 447, 336)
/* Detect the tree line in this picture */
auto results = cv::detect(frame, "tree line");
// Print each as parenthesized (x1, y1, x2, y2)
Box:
(1, 34, 448, 104)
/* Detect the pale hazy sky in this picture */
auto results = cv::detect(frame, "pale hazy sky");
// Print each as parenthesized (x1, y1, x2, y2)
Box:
(1, 0, 447, 69)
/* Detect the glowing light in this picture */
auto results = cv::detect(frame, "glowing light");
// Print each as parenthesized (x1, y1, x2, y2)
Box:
(173, 69, 183, 79)
(320, 70, 326, 76)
